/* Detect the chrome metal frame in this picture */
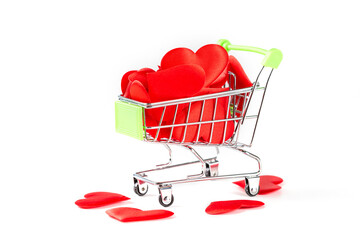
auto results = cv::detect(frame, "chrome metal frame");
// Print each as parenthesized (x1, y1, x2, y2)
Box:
(119, 67, 275, 206)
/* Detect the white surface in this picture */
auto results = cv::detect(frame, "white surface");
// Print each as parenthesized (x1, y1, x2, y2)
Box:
(1, 0, 359, 239)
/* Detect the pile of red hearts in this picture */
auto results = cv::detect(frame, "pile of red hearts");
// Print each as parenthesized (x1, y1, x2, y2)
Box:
(121, 44, 253, 144)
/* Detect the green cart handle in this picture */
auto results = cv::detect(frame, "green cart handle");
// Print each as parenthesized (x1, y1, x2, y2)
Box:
(218, 39, 283, 69)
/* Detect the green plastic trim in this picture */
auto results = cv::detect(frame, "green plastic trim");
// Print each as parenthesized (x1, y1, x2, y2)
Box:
(115, 101, 144, 140)
(218, 39, 283, 69)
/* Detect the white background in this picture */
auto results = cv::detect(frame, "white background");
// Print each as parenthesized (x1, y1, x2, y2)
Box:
(1, 0, 359, 239)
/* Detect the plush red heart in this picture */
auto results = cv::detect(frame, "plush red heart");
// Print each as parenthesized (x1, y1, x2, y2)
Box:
(145, 64, 205, 124)
(205, 200, 264, 215)
(147, 64, 205, 102)
(160, 44, 229, 87)
(144, 115, 171, 140)
(233, 175, 283, 194)
(75, 192, 130, 209)
(121, 70, 137, 94)
(106, 207, 174, 222)
(128, 68, 155, 91)
(121, 68, 155, 95)
(129, 80, 151, 103)
(196, 87, 229, 96)
(172, 95, 234, 143)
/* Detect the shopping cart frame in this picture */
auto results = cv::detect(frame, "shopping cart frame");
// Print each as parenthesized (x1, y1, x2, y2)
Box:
(115, 39, 282, 206)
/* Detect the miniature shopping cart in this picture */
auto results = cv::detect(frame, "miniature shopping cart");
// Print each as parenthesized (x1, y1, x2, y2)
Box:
(115, 39, 282, 207)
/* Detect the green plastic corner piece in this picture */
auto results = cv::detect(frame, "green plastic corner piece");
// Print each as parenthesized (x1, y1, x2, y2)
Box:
(261, 48, 283, 69)
(115, 101, 144, 141)
(218, 39, 283, 69)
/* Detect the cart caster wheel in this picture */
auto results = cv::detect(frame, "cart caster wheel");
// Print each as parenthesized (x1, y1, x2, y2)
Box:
(159, 194, 174, 207)
(245, 176, 260, 197)
(158, 184, 173, 207)
(133, 178, 148, 196)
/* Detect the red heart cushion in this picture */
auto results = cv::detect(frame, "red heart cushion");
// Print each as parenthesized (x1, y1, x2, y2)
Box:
(147, 64, 205, 102)
(121, 70, 137, 94)
(144, 115, 171, 140)
(172, 96, 234, 144)
(238, 200, 265, 209)
(123, 79, 132, 98)
(75, 192, 130, 209)
(205, 200, 264, 215)
(128, 68, 155, 91)
(160, 44, 229, 87)
(106, 207, 174, 222)
(233, 175, 283, 194)
(129, 80, 151, 103)
(196, 87, 229, 96)
(121, 68, 155, 94)
(146, 64, 205, 124)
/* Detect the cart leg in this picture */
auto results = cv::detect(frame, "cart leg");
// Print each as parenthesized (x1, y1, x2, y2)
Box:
(230, 146, 261, 196)
(158, 184, 174, 207)
(156, 144, 172, 168)
(205, 159, 219, 177)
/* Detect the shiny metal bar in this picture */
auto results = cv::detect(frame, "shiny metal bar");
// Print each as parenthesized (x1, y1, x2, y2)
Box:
(181, 102, 192, 143)
(118, 87, 252, 109)
(156, 144, 172, 168)
(209, 97, 218, 144)
(146, 115, 258, 130)
(195, 100, 205, 143)
(242, 66, 264, 124)
(168, 104, 178, 142)
(154, 106, 166, 141)
(249, 68, 274, 146)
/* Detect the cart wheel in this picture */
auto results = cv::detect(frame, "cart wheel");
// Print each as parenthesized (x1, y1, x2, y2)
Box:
(158, 194, 174, 207)
(245, 185, 260, 197)
(244, 177, 260, 197)
(133, 178, 148, 196)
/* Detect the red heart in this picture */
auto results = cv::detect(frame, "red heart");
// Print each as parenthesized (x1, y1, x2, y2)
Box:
(233, 175, 283, 194)
(196, 87, 229, 96)
(129, 80, 151, 103)
(172, 95, 234, 143)
(128, 68, 155, 91)
(160, 44, 229, 87)
(121, 68, 155, 95)
(121, 70, 137, 94)
(106, 207, 174, 222)
(205, 200, 264, 215)
(147, 64, 205, 102)
(144, 115, 171, 140)
(75, 192, 130, 209)
(145, 64, 205, 124)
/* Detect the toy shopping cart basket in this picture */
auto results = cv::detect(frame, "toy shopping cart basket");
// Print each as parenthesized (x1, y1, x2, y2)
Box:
(115, 39, 282, 206)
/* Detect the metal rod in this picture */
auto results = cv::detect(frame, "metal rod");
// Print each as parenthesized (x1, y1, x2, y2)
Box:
(181, 102, 192, 143)
(154, 106, 166, 141)
(168, 104, 178, 142)
(249, 68, 274, 146)
(145, 115, 258, 129)
(209, 98, 218, 144)
(195, 100, 205, 143)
